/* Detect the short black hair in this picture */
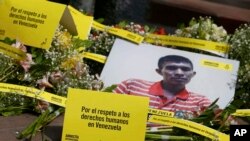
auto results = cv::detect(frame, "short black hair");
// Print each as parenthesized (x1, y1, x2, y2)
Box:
(158, 55, 193, 69)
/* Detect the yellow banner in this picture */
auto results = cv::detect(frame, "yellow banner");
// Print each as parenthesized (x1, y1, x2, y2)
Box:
(62, 88, 149, 141)
(68, 5, 93, 40)
(92, 21, 144, 44)
(82, 52, 107, 63)
(149, 115, 229, 141)
(0, 42, 26, 60)
(232, 109, 250, 117)
(200, 59, 233, 71)
(0, 0, 66, 49)
(0, 83, 66, 107)
(148, 108, 174, 117)
(145, 34, 229, 57)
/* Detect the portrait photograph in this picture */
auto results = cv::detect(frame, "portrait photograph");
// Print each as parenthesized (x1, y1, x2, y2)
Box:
(100, 38, 239, 109)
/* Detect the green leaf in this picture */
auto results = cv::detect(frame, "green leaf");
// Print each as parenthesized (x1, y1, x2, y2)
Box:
(144, 25, 150, 33)
(95, 18, 104, 23)
(3, 109, 23, 116)
(177, 23, 185, 29)
(102, 85, 117, 92)
(117, 21, 128, 28)
(207, 98, 219, 110)
(72, 38, 93, 49)
(0, 106, 29, 116)
(191, 98, 219, 123)
(0, 37, 16, 45)
(189, 18, 197, 26)
(149, 26, 157, 33)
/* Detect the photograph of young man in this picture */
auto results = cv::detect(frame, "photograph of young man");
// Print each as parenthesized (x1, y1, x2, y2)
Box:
(113, 55, 211, 119)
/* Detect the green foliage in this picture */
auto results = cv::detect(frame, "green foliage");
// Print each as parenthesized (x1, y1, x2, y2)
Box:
(16, 107, 64, 140)
(228, 23, 250, 110)
(0, 37, 16, 45)
(191, 98, 219, 124)
(0, 93, 35, 116)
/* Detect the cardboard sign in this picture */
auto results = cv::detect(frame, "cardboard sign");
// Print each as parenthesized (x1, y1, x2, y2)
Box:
(67, 6, 93, 40)
(0, 0, 66, 49)
(0, 0, 92, 49)
(62, 88, 149, 141)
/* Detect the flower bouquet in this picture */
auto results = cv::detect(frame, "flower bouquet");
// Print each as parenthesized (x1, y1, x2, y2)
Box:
(0, 25, 103, 140)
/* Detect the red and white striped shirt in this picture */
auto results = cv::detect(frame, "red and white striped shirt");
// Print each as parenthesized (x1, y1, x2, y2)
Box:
(113, 79, 211, 119)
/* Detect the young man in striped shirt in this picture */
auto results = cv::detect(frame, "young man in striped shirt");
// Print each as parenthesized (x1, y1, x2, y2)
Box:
(113, 55, 211, 119)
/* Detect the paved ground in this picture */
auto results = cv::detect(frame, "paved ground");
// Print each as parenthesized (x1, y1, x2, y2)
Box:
(0, 113, 64, 141)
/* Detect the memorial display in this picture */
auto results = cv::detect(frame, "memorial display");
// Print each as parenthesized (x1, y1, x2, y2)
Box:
(0, 0, 249, 140)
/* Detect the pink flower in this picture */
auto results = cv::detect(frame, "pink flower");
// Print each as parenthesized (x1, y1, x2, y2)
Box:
(11, 40, 34, 72)
(20, 53, 35, 72)
(35, 100, 50, 112)
(49, 71, 63, 84)
(11, 40, 27, 52)
(37, 74, 54, 89)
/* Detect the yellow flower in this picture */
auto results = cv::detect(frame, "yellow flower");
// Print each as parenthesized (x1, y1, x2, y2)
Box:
(57, 31, 72, 48)
(60, 55, 82, 69)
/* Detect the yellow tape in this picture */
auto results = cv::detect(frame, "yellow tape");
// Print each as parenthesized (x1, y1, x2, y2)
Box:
(149, 115, 229, 141)
(82, 52, 106, 63)
(148, 108, 174, 117)
(0, 42, 26, 60)
(232, 109, 250, 117)
(200, 59, 233, 71)
(145, 34, 229, 56)
(92, 21, 144, 44)
(0, 83, 66, 107)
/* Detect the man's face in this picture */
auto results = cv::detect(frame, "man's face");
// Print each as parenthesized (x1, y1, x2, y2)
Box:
(156, 61, 196, 87)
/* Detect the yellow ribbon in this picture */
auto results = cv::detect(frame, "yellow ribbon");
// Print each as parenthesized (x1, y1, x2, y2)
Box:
(92, 21, 144, 44)
(145, 34, 229, 56)
(149, 115, 229, 141)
